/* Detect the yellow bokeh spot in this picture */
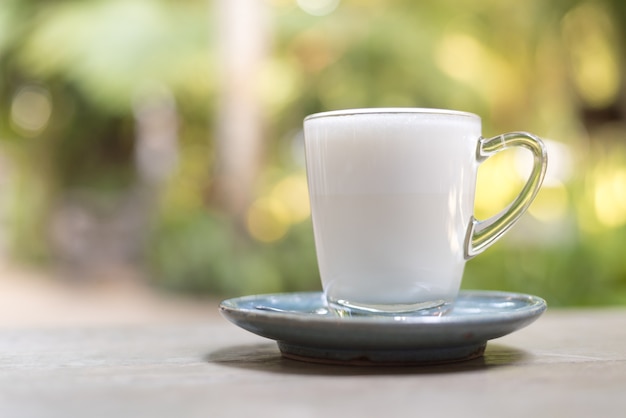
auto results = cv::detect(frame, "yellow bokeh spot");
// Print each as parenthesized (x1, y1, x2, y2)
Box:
(436, 33, 483, 84)
(435, 31, 521, 108)
(258, 59, 301, 115)
(246, 173, 311, 243)
(246, 197, 290, 243)
(529, 182, 569, 222)
(474, 151, 523, 220)
(562, 3, 620, 107)
(271, 174, 310, 223)
(594, 168, 626, 228)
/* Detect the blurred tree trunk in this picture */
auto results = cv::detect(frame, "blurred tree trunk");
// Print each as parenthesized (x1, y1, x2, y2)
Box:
(212, 0, 270, 223)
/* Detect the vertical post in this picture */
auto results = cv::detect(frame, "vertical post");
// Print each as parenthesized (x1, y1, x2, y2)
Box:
(213, 0, 269, 222)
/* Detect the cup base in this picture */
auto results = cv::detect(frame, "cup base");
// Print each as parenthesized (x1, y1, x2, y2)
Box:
(327, 297, 452, 317)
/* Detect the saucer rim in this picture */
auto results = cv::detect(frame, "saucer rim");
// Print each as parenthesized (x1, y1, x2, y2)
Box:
(219, 289, 547, 325)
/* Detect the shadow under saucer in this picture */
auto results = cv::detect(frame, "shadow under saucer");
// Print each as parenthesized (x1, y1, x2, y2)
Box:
(206, 342, 531, 376)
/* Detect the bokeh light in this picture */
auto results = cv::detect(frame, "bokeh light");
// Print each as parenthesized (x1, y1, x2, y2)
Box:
(297, 0, 340, 16)
(247, 197, 291, 243)
(10, 85, 53, 137)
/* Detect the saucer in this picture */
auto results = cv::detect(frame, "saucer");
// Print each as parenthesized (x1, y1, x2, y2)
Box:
(219, 290, 546, 366)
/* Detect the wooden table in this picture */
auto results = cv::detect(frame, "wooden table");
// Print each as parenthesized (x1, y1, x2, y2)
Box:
(1, 301, 625, 418)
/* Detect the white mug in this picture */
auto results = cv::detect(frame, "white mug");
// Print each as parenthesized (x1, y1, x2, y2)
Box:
(303, 108, 547, 315)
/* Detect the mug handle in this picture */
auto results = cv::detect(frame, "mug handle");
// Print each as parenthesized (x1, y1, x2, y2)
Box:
(465, 132, 548, 259)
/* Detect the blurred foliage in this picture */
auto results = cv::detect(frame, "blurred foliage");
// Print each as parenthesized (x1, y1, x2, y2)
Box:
(1, 0, 626, 305)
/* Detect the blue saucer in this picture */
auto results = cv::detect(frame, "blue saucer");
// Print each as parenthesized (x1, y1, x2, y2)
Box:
(219, 290, 546, 365)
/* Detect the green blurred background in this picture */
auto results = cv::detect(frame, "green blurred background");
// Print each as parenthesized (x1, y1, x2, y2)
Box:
(1, 0, 625, 306)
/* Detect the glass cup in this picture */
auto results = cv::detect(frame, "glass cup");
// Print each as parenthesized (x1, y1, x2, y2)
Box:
(303, 108, 547, 315)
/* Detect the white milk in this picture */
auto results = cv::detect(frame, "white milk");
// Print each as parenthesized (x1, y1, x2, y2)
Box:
(304, 110, 481, 310)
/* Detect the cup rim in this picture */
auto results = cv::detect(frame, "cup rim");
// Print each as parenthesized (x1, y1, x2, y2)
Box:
(304, 107, 480, 122)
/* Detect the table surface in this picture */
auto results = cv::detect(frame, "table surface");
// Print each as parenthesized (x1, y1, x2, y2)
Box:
(2, 291, 626, 418)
